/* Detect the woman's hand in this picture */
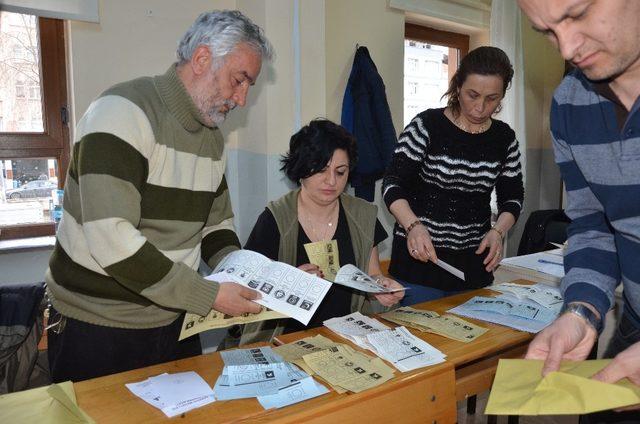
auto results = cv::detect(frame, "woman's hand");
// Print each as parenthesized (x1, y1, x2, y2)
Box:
(372, 276, 405, 307)
(476, 229, 502, 272)
(298, 263, 324, 279)
(407, 224, 438, 263)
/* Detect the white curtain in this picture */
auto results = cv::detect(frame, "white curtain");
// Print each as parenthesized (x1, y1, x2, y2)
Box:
(490, 0, 526, 179)
(0, 0, 99, 23)
(490, 0, 527, 256)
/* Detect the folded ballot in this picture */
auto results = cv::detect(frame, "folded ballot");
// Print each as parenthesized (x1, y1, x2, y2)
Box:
(0, 381, 94, 424)
(486, 359, 640, 415)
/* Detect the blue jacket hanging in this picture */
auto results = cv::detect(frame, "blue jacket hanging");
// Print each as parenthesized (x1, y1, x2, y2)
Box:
(341, 46, 397, 201)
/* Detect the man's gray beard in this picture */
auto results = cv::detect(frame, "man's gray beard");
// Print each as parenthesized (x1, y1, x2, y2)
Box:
(207, 100, 236, 125)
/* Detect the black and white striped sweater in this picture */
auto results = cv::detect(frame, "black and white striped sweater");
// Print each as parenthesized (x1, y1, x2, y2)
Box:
(382, 108, 524, 252)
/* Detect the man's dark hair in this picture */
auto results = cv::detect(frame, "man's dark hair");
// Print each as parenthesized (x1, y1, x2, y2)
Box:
(280, 119, 357, 184)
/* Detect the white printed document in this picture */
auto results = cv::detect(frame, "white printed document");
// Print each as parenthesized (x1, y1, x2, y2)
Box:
(210, 250, 332, 325)
(366, 326, 446, 372)
(333, 264, 407, 293)
(257, 376, 329, 409)
(125, 372, 215, 418)
(500, 251, 565, 278)
(323, 312, 390, 350)
(448, 294, 559, 333)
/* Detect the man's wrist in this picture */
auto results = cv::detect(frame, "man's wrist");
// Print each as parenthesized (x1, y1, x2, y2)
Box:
(561, 302, 603, 333)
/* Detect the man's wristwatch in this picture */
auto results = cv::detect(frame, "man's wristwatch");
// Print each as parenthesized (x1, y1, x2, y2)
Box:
(560, 302, 603, 333)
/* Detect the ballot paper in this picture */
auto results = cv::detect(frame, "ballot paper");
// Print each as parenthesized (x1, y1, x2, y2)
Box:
(499, 250, 565, 279)
(381, 307, 487, 343)
(125, 372, 215, 418)
(333, 264, 407, 293)
(273, 335, 340, 375)
(215, 347, 314, 400)
(303, 345, 395, 393)
(214, 362, 308, 400)
(304, 240, 340, 281)
(179, 307, 286, 341)
(435, 258, 465, 281)
(492, 282, 563, 311)
(210, 249, 332, 325)
(0, 381, 94, 424)
(323, 312, 391, 350)
(448, 294, 559, 333)
(366, 326, 447, 372)
(257, 376, 329, 409)
(220, 346, 284, 367)
(486, 359, 640, 415)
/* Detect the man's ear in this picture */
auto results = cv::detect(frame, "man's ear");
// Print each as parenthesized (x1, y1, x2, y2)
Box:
(190, 45, 212, 76)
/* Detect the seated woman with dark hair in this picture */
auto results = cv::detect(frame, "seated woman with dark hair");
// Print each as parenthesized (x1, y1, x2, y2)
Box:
(230, 119, 403, 346)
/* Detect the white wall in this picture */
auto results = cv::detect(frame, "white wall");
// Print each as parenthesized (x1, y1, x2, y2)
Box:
(2, 0, 566, 282)
(507, 20, 564, 255)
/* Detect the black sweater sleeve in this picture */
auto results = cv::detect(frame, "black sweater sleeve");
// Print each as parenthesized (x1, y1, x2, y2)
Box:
(382, 113, 430, 209)
(496, 134, 524, 222)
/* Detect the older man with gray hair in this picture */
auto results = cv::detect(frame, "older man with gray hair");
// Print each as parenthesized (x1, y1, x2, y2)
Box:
(45, 10, 273, 383)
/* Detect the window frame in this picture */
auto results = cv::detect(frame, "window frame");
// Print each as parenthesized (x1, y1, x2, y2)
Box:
(0, 16, 69, 240)
(405, 23, 469, 82)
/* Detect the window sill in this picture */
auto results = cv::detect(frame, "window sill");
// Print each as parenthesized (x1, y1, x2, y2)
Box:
(0, 236, 56, 254)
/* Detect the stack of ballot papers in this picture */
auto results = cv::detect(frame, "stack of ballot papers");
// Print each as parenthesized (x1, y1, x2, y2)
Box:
(273, 334, 340, 375)
(126, 372, 215, 418)
(381, 307, 488, 343)
(213, 347, 328, 409)
(323, 311, 391, 351)
(491, 282, 563, 312)
(0, 381, 94, 423)
(486, 359, 640, 415)
(498, 249, 564, 285)
(365, 326, 447, 372)
(302, 344, 396, 393)
(448, 290, 559, 333)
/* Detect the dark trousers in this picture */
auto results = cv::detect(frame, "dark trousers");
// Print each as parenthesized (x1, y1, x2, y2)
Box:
(580, 311, 640, 424)
(47, 307, 201, 383)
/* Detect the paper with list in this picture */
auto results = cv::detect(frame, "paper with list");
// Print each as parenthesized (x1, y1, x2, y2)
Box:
(211, 250, 332, 325)
(448, 294, 559, 333)
(323, 312, 391, 350)
(366, 326, 447, 372)
(492, 282, 563, 311)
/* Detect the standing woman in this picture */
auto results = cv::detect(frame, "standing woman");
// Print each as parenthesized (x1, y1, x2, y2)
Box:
(382, 46, 524, 305)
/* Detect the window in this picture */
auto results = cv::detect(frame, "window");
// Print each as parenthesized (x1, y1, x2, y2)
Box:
(403, 24, 469, 127)
(0, 11, 69, 240)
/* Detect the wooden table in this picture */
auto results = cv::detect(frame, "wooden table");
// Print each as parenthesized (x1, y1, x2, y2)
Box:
(74, 285, 533, 423)
(74, 341, 456, 423)
(276, 285, 533, 406)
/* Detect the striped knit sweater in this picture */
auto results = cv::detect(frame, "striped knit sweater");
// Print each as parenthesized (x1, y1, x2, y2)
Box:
(552, 70, 640, 327)
(45, 65, 240, 329)
(383, 107, 523, 252)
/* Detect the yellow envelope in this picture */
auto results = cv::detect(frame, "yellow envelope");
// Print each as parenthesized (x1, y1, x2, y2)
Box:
(0, 381, 95, 423)
(486, 359, 640, 415)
